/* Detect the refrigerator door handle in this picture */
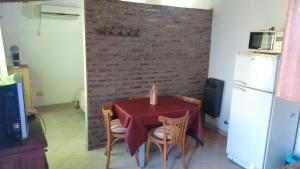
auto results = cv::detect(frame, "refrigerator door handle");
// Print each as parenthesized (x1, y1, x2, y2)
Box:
(234, 80, 247, 85)
(234, 85, 247, 92)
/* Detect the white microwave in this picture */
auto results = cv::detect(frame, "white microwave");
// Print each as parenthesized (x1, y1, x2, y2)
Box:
(248, 30, 284, 54)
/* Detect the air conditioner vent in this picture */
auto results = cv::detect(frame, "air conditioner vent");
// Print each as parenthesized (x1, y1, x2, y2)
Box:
(40, 5, 80, 17)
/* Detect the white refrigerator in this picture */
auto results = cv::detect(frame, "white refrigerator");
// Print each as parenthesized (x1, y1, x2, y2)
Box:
(227, 52, 300, 169)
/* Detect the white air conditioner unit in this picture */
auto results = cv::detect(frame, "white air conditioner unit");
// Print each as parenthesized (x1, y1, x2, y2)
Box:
(40, 5, 80, 17)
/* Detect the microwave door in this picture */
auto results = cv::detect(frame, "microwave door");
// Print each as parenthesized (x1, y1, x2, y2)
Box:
(249, 32, 275, 50)
(249, 32, 263, 49)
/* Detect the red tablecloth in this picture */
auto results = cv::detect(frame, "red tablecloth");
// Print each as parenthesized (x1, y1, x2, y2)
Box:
(113, 96, 203, 155)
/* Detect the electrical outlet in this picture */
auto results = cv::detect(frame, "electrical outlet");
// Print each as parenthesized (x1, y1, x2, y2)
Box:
(36, 91, 43, 96)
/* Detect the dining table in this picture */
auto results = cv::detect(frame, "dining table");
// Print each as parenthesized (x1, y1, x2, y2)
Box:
(113, 95, 204, 168)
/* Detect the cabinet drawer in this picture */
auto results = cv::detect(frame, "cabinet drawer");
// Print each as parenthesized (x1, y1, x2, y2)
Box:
(0, 150, 47, 169)
(19, 150, 47, 169)
(0, 157, 15, 169)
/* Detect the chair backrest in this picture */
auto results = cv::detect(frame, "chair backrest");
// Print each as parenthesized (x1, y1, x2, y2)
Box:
(101, 102, 114, 141)
(158, 111, 190, 144)
(175, 95, 201, 107)
(130, 94, 150, 100)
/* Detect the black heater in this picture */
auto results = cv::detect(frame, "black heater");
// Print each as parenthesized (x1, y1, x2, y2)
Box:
(202, 78, 224, 118)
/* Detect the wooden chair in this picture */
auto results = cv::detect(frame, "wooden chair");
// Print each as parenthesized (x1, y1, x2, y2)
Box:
(101, 102, 129, 169)
(174, 95, 201, 106)
(175, 95, 204, 127)
(146, 111, 190, 169)
(129, 94, 149, 100)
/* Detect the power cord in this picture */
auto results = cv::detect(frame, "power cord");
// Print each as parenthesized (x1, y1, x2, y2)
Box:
(36, 113, 47, 134)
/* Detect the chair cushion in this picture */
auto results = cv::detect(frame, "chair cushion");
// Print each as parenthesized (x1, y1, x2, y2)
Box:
(111, 119, 127, 134)
(153, 125, 180, 140)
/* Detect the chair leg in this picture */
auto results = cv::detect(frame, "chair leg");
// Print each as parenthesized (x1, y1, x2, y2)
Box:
(104, 140, 112, 156)
(163, 144, 168, 169)
(125, 143, 130, 153)
(134, 152, 140, 167)
(163, 153, 167, 169)
(146, 139, 151, 164)
(105, 143, 111, 169)
(104, 143, 109, 156)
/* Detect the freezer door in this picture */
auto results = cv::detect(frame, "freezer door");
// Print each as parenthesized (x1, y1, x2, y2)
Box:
(227, 85, 273, 169)
(264, 97, 300, 169)
(234, 53, 278, 92)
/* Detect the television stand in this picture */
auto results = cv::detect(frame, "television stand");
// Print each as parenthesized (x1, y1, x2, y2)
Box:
(0, 117, 48, 169)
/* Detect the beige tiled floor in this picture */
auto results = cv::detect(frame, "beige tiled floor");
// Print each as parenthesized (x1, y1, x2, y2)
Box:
(39, 104, 242, 169)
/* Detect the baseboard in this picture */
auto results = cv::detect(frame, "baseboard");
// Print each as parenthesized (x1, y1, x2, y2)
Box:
(204, 121, 228, 137)
(36, 102, 74, 113)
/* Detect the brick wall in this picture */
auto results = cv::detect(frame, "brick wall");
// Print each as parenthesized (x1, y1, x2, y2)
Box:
(85, 0, 213, 149)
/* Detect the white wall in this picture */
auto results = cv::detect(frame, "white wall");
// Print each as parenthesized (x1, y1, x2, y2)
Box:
(207, 0, 289, 132)
(76, 0, 88, 148)
(0, 26, 7, 79)
(0, 1, 85, 106)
